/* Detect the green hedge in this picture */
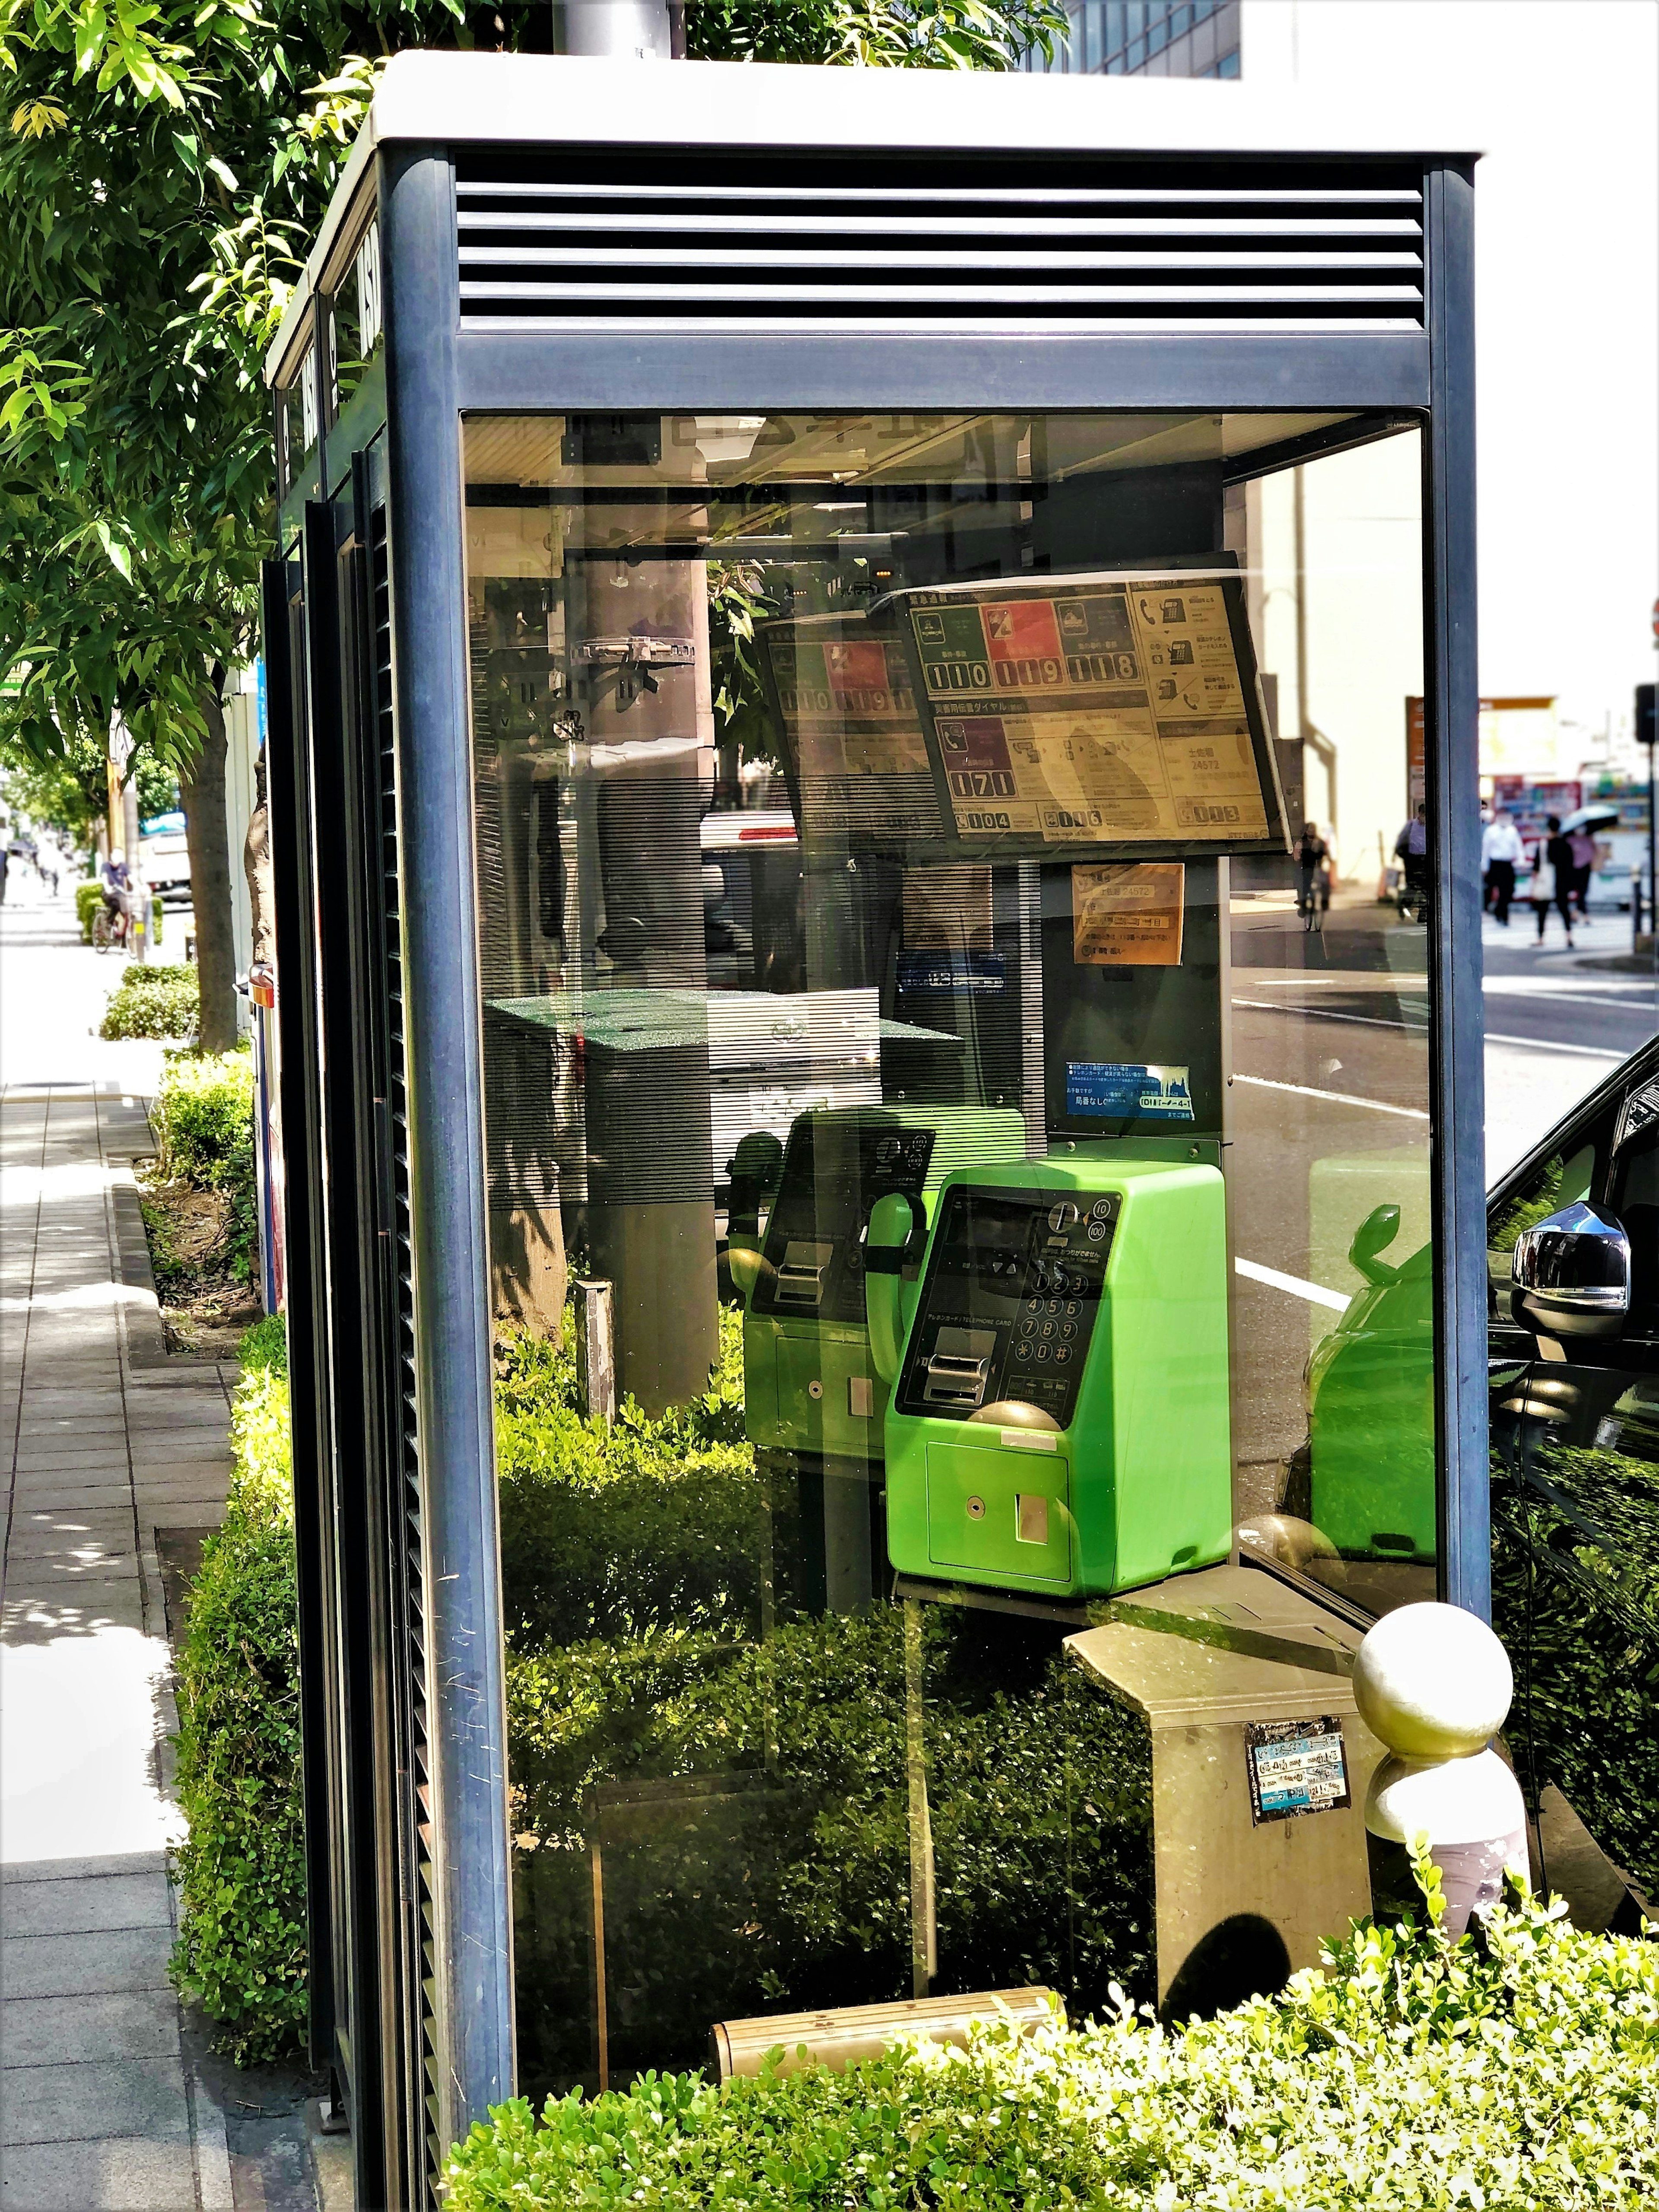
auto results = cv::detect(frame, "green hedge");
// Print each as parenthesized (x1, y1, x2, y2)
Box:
(146, 1045, 259, 1287)
(445, 1885, 1659, 2211)
(75, 879, 101, 941)
(100, 961, 199, 1039)
(168, 1316, 308, 2064)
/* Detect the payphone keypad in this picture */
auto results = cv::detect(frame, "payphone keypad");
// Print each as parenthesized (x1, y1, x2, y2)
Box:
(752, 1122, 938, 1325)
(894, 1188, 1119, 1430)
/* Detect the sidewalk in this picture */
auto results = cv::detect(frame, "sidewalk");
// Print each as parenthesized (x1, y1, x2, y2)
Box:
(2, 896, 238, 2209)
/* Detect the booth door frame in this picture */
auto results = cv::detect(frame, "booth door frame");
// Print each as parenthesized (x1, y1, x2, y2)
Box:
(365, 137, 1484, 2179)
(264, 441, 430, 2210)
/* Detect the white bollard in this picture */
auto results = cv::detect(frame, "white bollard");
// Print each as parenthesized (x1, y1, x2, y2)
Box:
(1353, 1602, 1528, 1935)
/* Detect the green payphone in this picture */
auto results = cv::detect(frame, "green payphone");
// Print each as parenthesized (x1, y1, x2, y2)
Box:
(741, 1105, 1027, 1460)
(869, 1156, 1233, 1601)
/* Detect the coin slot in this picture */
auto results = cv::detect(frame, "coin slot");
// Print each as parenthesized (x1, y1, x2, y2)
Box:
(1016, 1494, 1049, 1545)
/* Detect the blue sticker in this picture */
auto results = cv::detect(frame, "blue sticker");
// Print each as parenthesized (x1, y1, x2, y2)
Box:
(1066, 1063, 1195, 1120)
(895, 952, 1007, 997)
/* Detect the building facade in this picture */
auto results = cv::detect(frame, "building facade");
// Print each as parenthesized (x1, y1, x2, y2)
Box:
(1023, 1, 1241, 79)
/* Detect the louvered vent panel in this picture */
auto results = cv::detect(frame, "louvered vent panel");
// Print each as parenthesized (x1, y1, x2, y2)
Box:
(454, 153, 1423, 333)
(369, 505, 445, 2212)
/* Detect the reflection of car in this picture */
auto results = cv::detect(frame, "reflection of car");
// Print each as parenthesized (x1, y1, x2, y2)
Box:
(140, 820, 193, 907)
(1299, 1038, 1659, 1919)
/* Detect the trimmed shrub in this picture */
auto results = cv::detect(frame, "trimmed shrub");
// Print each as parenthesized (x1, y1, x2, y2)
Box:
(100, 961, 199, 1039)
(146, 1046, 259, 1285)
(445, 1885, 1659, 2211)
(169, 1317, 307, 2064)
(75, 879, 102, 941)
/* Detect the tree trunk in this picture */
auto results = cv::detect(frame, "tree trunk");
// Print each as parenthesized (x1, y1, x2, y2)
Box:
(180, 680, 238, 1052)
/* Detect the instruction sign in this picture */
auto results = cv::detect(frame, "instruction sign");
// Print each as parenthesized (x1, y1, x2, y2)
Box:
(1245, 1716, 1352, 1825)
(759, 614, 943, 849)
(1072, 861, 1186, 966)
(885, 568, 1284, 861)
(1066, 1064, 1194, 1120)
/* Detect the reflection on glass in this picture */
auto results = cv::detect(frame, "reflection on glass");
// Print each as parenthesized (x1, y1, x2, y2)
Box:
(463, 410, 1433, 2095)
(1489, 1075, 1659, 1920)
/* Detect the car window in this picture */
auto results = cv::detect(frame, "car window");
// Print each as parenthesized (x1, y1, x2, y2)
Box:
(1610, 1131, 1659, 1321)
(1488, 1144, 1595, 1322)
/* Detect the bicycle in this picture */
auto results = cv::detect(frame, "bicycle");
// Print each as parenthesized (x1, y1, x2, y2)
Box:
(91, 901, 129, 953)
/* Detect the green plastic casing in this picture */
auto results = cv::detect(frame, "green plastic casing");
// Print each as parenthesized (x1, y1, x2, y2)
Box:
(882, 1157, 1233, 1600)
(742, 1106, 1027, 1461)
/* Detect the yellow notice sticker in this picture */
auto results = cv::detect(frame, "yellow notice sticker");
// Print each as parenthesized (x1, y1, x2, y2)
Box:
(1071, 861, 1186, 967)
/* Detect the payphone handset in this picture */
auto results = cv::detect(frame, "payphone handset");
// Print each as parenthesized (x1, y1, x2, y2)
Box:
(881, 1157, 1233, 1600)
(742, 1105, 1026, 1459)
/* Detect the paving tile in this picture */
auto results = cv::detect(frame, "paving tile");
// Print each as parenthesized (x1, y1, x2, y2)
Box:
(0, 2132, 198, 2209)
(1, 1926, 174, 1999)
(0, 1989, 179, 2067)
(6, 1482, 137, 1511)
(1, 1585, 146, 1637)
(1, 2056, 190, 2148)
(128, 1437, 234, 1464)
(0, 1872, 171, 1938)
(1, 1854, 168, 1888)
(9, 1449, 130, 1477)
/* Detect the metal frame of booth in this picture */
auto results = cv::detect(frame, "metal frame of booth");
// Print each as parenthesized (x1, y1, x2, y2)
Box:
(262, 57, 1482, 2208)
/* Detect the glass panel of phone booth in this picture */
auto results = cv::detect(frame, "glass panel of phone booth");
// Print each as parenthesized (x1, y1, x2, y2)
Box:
(461, 411, 1433, 2098)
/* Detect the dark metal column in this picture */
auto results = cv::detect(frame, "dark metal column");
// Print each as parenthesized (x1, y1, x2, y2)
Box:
(1424, 161, 1489, 1620)
(259, 553, 340, 2082)
(381, 143, 515, 2143)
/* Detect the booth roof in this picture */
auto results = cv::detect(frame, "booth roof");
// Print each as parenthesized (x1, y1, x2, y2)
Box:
(266, 48, 1484, 385)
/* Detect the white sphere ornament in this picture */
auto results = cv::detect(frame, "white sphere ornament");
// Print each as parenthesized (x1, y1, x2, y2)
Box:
(1352, 1602, 1512, 1759)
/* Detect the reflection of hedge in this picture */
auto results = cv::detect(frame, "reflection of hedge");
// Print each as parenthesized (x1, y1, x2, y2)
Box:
(498, 1314, 1154, 2100)
(1493, 1442, 1659, 1900)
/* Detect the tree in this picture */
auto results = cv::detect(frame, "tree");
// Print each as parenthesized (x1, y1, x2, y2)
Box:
(2, 0, 1065, 1042)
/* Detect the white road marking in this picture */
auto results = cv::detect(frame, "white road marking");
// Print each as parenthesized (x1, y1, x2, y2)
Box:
(1482, 1033, 1627, 1058)
(1232, 996, 1422, 1034)
(1234, 1073, 1429, 1121)
(1234, 1256, 1351, 1312)
(1237, 997, 1632, 1060)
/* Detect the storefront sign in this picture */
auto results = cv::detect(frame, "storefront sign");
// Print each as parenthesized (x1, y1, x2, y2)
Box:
(1066, 1063, 1194, 1119)
(1245, 1716, 1351, 1824)
(1072, 862, 1186, 966)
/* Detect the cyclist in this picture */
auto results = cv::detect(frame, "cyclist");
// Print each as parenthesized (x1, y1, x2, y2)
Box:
(100, 848, 132, 947)
(1294, 820, 1332, 928)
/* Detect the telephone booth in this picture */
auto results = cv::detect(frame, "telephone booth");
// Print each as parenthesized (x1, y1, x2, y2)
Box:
(263, 55, 1487, 2207)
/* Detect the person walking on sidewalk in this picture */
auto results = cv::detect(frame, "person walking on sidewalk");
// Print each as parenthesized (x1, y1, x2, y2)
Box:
(1529, 815, 1576, 948)
(1482, 807, 1523, 925)
(1567, 823, 1598, 921)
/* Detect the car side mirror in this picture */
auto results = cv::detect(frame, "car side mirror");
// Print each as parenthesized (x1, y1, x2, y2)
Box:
(1349, 1204, 1403, 1287)
(1512, 1202, 1631, 1338)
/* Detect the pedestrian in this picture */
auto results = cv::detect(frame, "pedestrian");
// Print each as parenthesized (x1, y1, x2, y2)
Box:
(1567, 824, 1598, 920)
(0, 844, 8, 907)
(1394, 802, 1429, 918)
(1529, 815, 1576, 949)
(1295, 819, 1332, 922)
(1481, 807, 1523, 926)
